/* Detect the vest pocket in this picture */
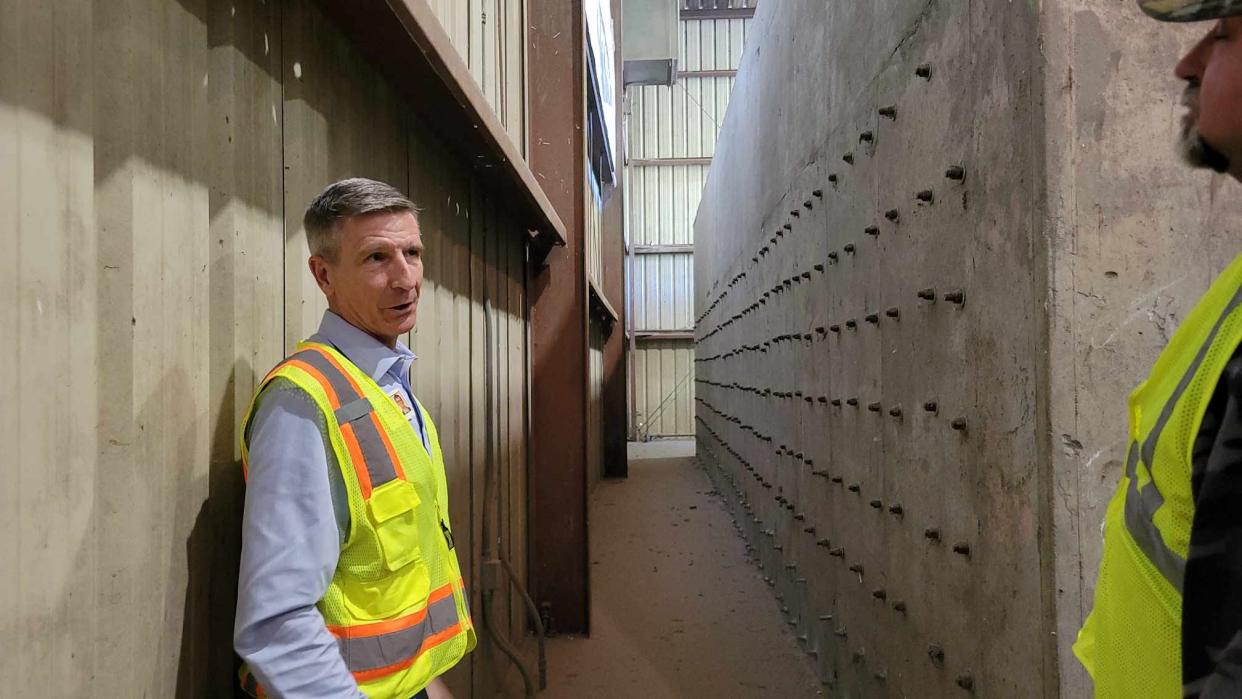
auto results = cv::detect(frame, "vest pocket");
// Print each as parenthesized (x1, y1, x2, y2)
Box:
(369, 480, 424, 571)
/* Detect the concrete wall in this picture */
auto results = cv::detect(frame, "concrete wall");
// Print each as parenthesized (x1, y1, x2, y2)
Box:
(1041, 3, 1242, 694)
(1, 0, 538, 695)
(694, 1, 1241, 696)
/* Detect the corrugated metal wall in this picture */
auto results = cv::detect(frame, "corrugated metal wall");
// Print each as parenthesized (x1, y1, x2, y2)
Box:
(586, 160, 606, 487)
(631, 252, 695, 330)
(625, 12, 750, 438)
(681, 0, 758, 8)
(633, 339, 696, 438)
(1, 1, 533, 696)
(587, 167, 604, 287)
(587, 323, 606, 490)
(428, 0, 527, 153)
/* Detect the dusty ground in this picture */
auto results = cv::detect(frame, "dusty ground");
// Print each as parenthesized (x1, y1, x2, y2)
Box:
(542, 440, 823, 698)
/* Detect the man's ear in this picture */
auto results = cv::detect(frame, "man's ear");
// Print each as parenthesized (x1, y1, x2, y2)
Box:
(309, 256, 334, 297)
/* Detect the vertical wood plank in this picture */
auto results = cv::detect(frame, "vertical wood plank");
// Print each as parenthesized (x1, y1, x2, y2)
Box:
(206, 1, 285, 694)
(3, 1, 96, 694)
(91, 0, 212, 695)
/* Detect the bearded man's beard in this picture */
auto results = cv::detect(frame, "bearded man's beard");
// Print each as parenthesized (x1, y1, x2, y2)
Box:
(1180, 89, 1231, 173)
(1181, 124, 1232, 173)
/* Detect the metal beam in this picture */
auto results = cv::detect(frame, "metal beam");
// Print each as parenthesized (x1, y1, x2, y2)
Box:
(589, 278, 620, 328)
(681, 7, 756, 20)
(631, 244, 694, 255)
(526, 0, 589, 636)
(633, 330, 696, 341)
(678, 69, 738, 79)
(627, 214, 638, 441)
(627, 157, 712, 167)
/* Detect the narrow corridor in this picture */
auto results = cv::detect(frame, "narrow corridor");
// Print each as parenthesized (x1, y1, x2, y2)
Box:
(544, 441, 822, 698)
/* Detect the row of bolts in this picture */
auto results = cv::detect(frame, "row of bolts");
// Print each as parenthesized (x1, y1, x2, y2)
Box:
(698, 161, 966, 344)
(697, 417, 978, 692)
(694, 282, 966, 364)
(694, 61, 978, 691)
(695, 382, 970, 432)
(696, 60, 943, 330)
(697, 398, 973, 496)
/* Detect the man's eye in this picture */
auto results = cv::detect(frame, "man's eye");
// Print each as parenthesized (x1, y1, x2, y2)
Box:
(406, 248, 422, 258)
(368, 252, 386, 262)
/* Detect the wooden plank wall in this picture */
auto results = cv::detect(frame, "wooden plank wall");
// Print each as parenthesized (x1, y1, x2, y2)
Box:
(427, 0, 527, 154)
(1, 0, 535, 696)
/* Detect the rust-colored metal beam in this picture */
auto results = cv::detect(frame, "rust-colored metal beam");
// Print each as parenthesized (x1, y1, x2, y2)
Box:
(601, 0, 630, 476)
(626, 198, 639, 443)
(527, 0, 590, 635)
(589, 278, 620, 328)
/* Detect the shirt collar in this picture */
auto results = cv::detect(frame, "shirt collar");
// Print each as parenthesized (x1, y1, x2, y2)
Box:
(311, 310, 417, 385)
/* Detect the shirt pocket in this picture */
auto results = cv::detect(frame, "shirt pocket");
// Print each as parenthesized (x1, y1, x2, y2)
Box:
(368, 479, 425, 572)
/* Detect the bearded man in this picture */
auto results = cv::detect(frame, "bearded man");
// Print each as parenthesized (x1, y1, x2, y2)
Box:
(1075, 2, 1242, 697)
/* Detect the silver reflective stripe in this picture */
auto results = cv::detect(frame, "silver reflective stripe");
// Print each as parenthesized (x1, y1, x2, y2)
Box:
(335, 397, 374, 424)
(1124, 283, 1242, 593)
(337, 592, 462, 674)
(1124, 441, 1185, 591)
(350, 412, 399, 488)
(293, 349, 359, 407)
(293, 347, 401, 489)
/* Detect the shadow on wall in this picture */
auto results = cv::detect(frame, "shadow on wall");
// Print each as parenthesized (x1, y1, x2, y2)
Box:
(153, 364, 250, 699)
(174, 360, 249, 698)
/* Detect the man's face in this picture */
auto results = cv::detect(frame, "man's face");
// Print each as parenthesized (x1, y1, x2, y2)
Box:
(1176, 17, 1242, 179)
(309, 211, 424, 347)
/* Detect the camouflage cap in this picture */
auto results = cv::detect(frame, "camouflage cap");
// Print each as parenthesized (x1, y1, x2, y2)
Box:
(1140, 0, 1242, 21)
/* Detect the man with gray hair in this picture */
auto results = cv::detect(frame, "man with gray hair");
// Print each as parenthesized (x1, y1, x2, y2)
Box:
(234, 178, 475, 698)
(1075, 2, 1242, 697)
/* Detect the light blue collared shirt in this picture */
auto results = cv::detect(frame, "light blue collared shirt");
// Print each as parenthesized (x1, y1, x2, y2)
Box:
(234, 310, 430, 698)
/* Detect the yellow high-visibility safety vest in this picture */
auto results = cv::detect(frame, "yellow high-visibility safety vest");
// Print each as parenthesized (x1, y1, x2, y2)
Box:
(237, 341, 476, 698)
(1076, 253, 1242, 697)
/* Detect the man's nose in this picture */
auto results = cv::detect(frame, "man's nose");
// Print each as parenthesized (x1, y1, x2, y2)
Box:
(1176, 31, 1212, 83)
(390, 256, 417, 290)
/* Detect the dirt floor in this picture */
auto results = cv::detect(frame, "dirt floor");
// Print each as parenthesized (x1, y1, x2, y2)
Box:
(542, 441, 823, 698)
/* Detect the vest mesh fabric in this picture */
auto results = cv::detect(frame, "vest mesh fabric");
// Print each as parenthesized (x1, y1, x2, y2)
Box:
(1083, 482, 1182, 697)
(1077, 254, 1242, 697)
(240, 343, 474, 699)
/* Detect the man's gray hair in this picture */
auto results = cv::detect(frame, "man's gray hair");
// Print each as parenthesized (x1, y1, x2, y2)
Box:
(303, 177, 419, 260)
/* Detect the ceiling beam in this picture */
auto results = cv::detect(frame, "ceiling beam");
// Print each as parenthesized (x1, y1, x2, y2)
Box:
(627, 157, 712, 167)
(681, 7, 756, 20)
(678, 69, 738, 79)
(632, 330, 696, 341)
(631, 244, 694, 255)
